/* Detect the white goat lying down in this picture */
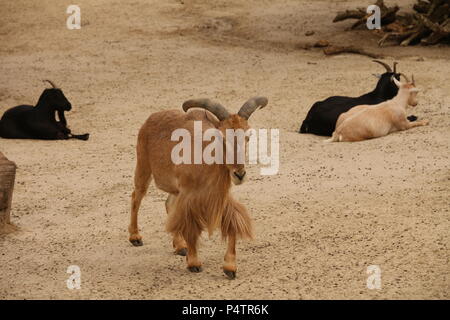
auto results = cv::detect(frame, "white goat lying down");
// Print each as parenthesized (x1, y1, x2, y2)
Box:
(326, 75, 429, 142)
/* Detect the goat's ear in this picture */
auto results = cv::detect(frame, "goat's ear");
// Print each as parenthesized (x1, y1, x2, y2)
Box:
(391, 75, 401, 88)
(372, 73, 381, 79)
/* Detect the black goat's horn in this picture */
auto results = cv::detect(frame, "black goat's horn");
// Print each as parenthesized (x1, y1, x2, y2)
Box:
(393, 62, 398, 73)
(43, 79, 58, 88)
(238, 96, 268, 120)
(372, 60, 392, 73)
(182, 98, 230, 121)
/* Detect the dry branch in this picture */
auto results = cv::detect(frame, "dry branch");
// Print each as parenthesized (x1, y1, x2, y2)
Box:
(333, 0, 450, 46)
(333, 0, 399, 30)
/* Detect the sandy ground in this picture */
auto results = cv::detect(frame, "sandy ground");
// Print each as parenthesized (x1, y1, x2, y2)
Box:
(0, 0, 449, 299)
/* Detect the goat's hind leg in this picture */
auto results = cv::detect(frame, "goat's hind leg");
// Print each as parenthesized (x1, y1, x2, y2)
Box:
(165, 194, 188, 256)
(129, 158, 152, 246)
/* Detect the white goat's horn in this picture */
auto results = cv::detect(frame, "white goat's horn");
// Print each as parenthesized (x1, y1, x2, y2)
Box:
(399, 73, 410, 83)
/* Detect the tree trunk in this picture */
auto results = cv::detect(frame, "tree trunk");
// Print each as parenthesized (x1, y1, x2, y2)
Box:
(0, 152, 16, 233)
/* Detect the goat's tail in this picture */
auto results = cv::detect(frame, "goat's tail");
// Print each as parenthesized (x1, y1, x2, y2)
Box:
(323, 131, 339, 143)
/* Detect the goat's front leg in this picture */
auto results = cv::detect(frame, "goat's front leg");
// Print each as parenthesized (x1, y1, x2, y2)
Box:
(399, 119, 429, 131)
(57, 110, 89, 140)
(408, 119, 429, 128)
(184, 231, 202, 273)
(68, 133, 90, 141)
(55, 110, 72, 134)
(56, 131, 70, 140)
(57, 122, 71, 134)
(167, 198, 202, 272)
(223, 234, 237, 279)
(57, 110, 67, 127)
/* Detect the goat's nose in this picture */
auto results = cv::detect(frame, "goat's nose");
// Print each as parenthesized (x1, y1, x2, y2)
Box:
(234, 170, 246, 180)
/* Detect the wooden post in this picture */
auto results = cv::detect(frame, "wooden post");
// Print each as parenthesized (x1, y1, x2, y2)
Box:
(0, 152, 16, 233)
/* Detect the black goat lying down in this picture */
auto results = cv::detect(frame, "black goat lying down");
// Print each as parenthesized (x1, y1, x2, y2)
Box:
(299, 60, 417, 136)
(0, 80, 89, 140)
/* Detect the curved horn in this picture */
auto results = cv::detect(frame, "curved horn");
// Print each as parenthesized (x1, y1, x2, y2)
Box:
(372, 60, 392, 73)
(411, 74, 415, 85)
(43, 79, 57, 88)
(182, 98, 230, 121)
(399, 73, 410, 83)
(393, 61, 398, 73)
(238, 96, 268, 120)
(391, 75, 401, 88)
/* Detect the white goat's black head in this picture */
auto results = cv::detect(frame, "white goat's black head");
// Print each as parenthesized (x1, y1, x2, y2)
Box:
(371, 60, 402, 99)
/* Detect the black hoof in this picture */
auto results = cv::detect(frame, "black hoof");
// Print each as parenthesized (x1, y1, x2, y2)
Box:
(80, 133, 90, 141)
(188, 266, 202, 273)
(224, 270, 236, 280)
(176, 248, 187, 256)
(130, 239, 143, 246)
(407, 115, 418, 122)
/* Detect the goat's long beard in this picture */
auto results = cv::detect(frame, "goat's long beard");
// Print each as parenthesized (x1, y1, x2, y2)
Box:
(221, 197, 253, 240)
(166, 169, 252, 240)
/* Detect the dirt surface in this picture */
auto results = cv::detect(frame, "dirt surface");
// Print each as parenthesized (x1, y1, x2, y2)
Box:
(0, 0, 449, 299)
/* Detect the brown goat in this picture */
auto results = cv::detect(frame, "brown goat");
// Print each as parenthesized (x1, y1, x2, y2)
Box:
(128, 96, 268, 279)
